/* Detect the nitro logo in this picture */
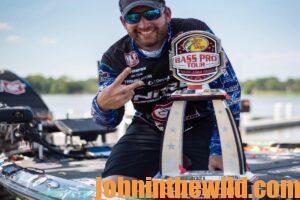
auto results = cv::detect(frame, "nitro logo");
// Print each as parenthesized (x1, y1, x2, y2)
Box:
(0, 80, 26, 95)
(133, 82, 179, 103)
(124, 51, 139, 67)
(151, 102, 173, 122)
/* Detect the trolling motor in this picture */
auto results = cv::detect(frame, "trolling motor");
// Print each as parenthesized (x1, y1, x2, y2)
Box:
(0, 106, 34, 124)
(0, 105, 34, 153)
(0, 105, 112, 160)
(0, 105, 50, 159)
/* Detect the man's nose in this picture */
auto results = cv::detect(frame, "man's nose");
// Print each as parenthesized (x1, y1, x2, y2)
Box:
(137, 16, 151, 29)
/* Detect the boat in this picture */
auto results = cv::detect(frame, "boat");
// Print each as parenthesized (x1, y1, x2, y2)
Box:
(0, 70, 299, 200)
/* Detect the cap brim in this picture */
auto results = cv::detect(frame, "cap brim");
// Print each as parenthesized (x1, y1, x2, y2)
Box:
(122, 0, 163, 16)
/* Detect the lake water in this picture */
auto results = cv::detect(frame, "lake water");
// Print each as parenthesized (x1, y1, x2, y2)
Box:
(42, 94, 96, 119)
(41, 94, 300, 119)
(242, 95, 300, 118)
(41, 94, 300, 144)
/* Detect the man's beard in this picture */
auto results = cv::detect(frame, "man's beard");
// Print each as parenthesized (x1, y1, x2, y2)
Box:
(129, 21, 168, 51)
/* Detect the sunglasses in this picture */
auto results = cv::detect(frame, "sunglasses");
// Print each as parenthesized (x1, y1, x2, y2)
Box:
(124, 8, 164, 24)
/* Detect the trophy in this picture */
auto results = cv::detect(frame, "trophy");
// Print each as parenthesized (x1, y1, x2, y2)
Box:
(160, 30, 251, 179)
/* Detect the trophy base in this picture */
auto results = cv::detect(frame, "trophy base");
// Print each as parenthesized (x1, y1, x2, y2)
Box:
(171, 88, 227, 101)
(154, 170, 256, 181)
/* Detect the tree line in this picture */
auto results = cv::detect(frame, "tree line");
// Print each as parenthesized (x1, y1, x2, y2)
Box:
(25, 75, 98, 94)
(241, 77, 300, 94)
(25, 74, 300, 95)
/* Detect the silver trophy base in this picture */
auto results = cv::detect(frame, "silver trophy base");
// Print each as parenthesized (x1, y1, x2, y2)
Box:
(171, 88, 227, 101)
(161, 88, 246, 177)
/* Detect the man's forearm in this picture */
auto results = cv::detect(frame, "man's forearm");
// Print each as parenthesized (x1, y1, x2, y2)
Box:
(91, 62, 125, 128)
(92, 95, 125, 128)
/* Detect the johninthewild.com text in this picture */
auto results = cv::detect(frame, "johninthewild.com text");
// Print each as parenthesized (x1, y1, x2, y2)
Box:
(95, 176, 299, 199)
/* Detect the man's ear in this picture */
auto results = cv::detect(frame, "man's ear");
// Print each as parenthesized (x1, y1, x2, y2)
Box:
(120, 16, 127, 29)
(164, 7, 172, 23)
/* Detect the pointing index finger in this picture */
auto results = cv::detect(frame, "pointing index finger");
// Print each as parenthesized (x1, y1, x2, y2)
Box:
(112, 67, 131, 87)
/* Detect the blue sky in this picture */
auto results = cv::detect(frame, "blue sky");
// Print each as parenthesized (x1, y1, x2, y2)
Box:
(0, 0, 299, 81)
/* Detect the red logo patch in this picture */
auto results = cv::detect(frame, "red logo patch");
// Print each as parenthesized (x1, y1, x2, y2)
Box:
(124, 51, 139, 67)
(151, 102, 173, 122)
(0, 80, 26, 95)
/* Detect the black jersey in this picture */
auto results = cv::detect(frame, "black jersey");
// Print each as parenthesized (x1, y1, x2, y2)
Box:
(92, 18, 241, 155)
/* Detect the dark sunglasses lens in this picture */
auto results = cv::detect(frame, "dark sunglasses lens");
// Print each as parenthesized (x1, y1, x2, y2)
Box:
(125, 13, 140, 24)
(144, 9, 161, 20)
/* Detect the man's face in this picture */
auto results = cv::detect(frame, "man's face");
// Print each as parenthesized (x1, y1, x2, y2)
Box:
(121, 6, 171, 51)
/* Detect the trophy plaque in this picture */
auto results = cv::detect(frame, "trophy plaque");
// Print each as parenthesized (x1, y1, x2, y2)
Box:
(161, 30, 249, 179)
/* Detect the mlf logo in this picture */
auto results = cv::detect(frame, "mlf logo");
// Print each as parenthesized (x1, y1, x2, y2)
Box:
(169, 31, 225, 85)
(124, 51, 139, 67)
(0, 80, 26, 95)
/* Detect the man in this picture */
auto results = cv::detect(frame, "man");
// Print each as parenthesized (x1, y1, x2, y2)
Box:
(92, 0, 241, 182)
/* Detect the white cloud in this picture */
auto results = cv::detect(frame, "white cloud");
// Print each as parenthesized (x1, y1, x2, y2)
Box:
(41, 37, 57, 45)
(0, 22, 12, 30)
(5, 35, 25, 44)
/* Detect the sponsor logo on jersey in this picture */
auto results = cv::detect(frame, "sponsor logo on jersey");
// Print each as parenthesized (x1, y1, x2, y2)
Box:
(151, 102, 173, 122)
(220, 68, 235, 84)
(147, 76, 170, 86)
(99, 70, 110, 82)
(124, 51, 139, 67)
(0, 80, 26, 95)
(185, 110, 201, 121)
(131, 67, 146, 74)
(151, 104, 202, 132)
(133, 82, 179, 103)
(225, 84, 240, 93)
(124, 74, 152, 84)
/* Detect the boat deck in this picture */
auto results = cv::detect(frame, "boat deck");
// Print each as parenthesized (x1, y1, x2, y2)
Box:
(15, 149, 300, 183)
(17, 158, 106, 181)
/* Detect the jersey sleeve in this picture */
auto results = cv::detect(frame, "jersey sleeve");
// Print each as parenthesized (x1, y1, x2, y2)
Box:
(91, 57, 125, 128)
(208, 54, 241, 156)
(203, 24, 241, 156)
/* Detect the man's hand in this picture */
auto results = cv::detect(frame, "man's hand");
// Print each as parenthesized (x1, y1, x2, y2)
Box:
(208, 155, 223, 171)
(97, 67, 144, 111)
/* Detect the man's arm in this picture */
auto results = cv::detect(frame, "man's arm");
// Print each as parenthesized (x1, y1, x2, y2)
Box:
(207, 53, 241, 171)
(202, 24, 241, 157)
(209, 54, 241, 130)
(208, 53, 241, 152)
(92, 62, 144, 128)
